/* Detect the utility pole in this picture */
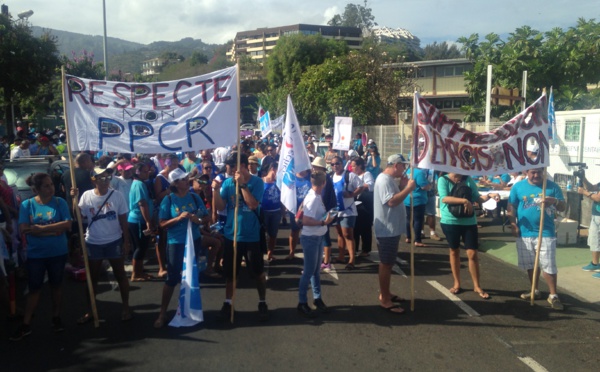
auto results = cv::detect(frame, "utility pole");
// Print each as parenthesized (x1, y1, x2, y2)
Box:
(102, 0, 108, 80)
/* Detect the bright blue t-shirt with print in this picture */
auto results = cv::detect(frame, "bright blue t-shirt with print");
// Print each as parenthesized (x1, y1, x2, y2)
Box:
(128, 179, 153, 224)
(220, 175, 264, 242)
(159, 192, 205, 244)
(508, 179, 564, 237)
(19, 197, 71, 258)
(295, 175, 312, 207)
(404, 168, 429, 207)
(491, 173, 511, 185)
(262, 181, 281, 212)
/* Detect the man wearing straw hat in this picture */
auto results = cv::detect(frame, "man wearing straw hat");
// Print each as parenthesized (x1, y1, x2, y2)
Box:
(212, 153, 268, 322)
(507, 167, 566, 310)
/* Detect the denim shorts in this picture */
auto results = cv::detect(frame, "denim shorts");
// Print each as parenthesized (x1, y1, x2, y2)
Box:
(440, 223, 478, 250)
(26, 254, 68, 291)
(377, 236, 400, 265)
(86, 238, 123, 260)
(165, 238, 203, 287)
(339, 216, 357, 229)
(425, 194, 437, 216)
(263, 210, 281, 238)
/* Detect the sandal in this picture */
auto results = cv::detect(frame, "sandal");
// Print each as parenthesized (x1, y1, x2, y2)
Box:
(380, 305, 405, 314)
(475, 290, 491, 300)
(390, 295, 406, 303)
(77, 313, 93, 325)
(345, 263, 356, 271)
(449, 287, 462, 295)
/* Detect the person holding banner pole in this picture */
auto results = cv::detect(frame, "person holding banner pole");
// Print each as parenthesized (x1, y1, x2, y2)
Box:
(507, 168, 566, 310)
(212, 153, 268, 322)
(438, 173, 498, 299)
(154, 169, 206, 328)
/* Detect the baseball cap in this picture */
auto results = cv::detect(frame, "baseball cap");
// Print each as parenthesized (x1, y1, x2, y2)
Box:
(526, 143, 539, 154)
(117, 162, 134, 172)
(387, 154, 410, 165)
(168, 168, 189, 183)
(91, 167, 114, 177)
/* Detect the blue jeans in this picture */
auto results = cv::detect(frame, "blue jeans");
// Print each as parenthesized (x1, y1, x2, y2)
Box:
(405, 204, 426, 243)
(299, 234, 324, 303)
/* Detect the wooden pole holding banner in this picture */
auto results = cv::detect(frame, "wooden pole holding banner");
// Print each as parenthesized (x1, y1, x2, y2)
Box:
(231, 64, 242, 323)
(409, 91, 418, 312)
(60, 66, 100, 327)
(530, 88, 548, 306)
(530, 168, 548, 306)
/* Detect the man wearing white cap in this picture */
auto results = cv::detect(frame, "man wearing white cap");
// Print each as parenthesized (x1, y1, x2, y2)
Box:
(374, 154, 415, 313)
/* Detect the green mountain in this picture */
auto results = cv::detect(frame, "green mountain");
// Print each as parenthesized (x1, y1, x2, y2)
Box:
(31, 26, 223, 75)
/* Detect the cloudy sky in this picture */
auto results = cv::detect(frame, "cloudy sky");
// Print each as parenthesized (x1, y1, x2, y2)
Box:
(10, 0, 600, 46)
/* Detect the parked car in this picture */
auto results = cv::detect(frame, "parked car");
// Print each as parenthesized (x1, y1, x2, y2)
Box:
(3, 157, 64, 203)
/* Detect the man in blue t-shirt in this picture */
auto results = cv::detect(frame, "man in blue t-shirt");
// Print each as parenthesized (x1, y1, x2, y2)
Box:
(508, 168, 566, 310)
(212, 153, 268, 322)
(576, 173, 600, 278)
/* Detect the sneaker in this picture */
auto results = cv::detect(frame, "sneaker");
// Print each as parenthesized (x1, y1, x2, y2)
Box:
(547, 295, 564, 311)
(297, 303, 317, 318)
(258, 302, 269, 322)
(52, 316, 65, 333)
(216, 302, 232, 322)
(430, 234, 442, 241)
(593, 272, 600, 279)
(9, 324, 32, 341)
(581, 262, 600, 272)
(520, 290, 541, 300)
(320, 263, 331, 271)
(313, 298, 331, 313)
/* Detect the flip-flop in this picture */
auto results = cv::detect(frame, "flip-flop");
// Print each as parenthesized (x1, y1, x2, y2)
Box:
(345, 263, 356, 271)
(77, 313, 93, 325)
(449, 287, 462, 295)
(390, 295, 406, 303)
(380, 305, 405, 314)
(476, 290, 491, 300)
(414, 242, 427, 247)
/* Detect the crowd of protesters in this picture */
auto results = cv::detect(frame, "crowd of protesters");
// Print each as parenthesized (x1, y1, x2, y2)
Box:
(0, 122, 572, 341)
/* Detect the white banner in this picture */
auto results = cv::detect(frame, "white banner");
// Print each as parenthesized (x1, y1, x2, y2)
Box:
(64, 65, 239, 154)
(259, 111, 272, 138)
(332, 116, 352, 151)
(414, 93, 549, 175)
(169, 221, 203, 327)
(270, 114, 285, 131)
(276, 96, 311, 213)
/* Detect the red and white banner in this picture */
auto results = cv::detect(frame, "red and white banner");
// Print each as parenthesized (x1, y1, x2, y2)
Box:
(332, 116, 352, 151)
(64, 66, 239, 154)
(413, 93, 549, 175)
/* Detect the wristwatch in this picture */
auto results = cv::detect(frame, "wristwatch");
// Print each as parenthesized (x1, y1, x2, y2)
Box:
(239, 183, 247, 189)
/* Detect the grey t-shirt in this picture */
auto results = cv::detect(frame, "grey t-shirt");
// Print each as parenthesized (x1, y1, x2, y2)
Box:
(373, 173, 406, 238)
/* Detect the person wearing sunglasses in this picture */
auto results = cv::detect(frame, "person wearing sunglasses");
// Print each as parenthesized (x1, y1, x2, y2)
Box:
(76, 167, 131, 325)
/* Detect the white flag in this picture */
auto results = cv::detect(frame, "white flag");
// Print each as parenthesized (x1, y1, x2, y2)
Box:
(169, 221, 203, 327)
(332, 116, 352, 151)
(270, 114, 285, 131)
(276, 96, 311, 213)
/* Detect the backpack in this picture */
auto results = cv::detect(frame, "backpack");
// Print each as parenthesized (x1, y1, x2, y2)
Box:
(443, 175, 474, 218)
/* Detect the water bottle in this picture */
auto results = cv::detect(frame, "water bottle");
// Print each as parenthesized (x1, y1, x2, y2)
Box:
(198, 255, 207, 272)
(566, 179, 572, 191)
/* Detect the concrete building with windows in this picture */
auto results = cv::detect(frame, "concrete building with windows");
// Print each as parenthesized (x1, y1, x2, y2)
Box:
(394, 58, 473, 122)
(141, 57, 165, 77)
(227, 24, 363, 63)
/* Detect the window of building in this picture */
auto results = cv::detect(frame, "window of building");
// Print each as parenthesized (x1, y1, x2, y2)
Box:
(565, 119, 581, 142)
(417, 67, 434, 78)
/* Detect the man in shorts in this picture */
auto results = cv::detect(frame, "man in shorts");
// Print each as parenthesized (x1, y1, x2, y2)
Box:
(373, 154, 415, 314)
(508, 168, 566, 310)
(212, 153, 268, 322)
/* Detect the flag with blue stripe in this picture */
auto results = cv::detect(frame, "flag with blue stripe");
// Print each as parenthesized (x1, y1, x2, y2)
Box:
(169, 220, 203, 327)
(548, 87, 557, 142)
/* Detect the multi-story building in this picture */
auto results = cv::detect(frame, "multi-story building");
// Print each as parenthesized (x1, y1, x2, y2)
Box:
(141, 57, 165, 77)
(227, 24, 363, 63)
(394, 58, 473, 122)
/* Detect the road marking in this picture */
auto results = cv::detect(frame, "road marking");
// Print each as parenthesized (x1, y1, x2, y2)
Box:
(518, 357, 549, 372)
(426, 280, 480, 317)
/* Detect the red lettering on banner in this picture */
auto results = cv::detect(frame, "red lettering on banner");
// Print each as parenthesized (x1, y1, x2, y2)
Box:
(89, 81, 108, 108)
(130, 84, 151, 108)
(174, 80, 192, 107)
(213, 76, 232, 102)
(66, 77, 89, 104)
(113, 83, 130, 108)
(431, 131, 446, 165)
(152, 83, 171, 110)
(194, 79, 212, 104)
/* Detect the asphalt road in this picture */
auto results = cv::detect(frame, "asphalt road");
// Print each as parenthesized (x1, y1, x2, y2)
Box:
(2, 224, 599, 372)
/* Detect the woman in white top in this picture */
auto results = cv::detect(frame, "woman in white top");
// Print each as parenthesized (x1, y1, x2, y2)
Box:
(297, 171, 335, 318)
(77, 167, 131, 324)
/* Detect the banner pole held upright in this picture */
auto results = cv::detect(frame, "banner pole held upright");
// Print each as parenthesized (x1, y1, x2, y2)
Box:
(61, 66, 100, 328)
(410, 91, 418, 312)
(231, 64, 242, 323)
(530, 168, 548, 306)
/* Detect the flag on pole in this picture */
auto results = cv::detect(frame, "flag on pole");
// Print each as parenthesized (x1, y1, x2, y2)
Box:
(548, 87, 557, 143)
(257, 105, 265, 123)
(332, 117, 352, 151)
(276, 96, 311, 213)
(259, 111, 272, 139)
(169, 221, 203, 327)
